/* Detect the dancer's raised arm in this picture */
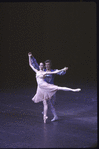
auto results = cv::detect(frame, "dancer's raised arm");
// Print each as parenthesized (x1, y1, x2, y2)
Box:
(28, 53, 38, 73)
(45, 67, 68, 75)
(31, 55, 39, 70)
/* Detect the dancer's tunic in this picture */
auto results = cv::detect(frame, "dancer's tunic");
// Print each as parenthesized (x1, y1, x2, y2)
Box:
(32, 72, 58, 103)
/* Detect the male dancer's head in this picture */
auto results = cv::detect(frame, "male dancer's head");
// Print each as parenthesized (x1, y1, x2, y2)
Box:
(45, 60, 52, 71)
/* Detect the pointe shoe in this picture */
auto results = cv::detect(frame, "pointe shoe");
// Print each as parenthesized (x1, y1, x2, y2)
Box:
(73, 88, 81, 92)
(43, 115, 48, 123)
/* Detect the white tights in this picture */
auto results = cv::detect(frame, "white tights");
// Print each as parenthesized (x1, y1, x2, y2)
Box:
(43, 99, 48, 123)
(57, 86, 81, 92)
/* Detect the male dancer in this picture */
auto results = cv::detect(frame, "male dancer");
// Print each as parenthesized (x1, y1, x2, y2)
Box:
(30, 53, 68, 122)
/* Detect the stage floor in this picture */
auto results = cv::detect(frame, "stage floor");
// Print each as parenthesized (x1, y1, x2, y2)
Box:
(0, 83, 97, 148)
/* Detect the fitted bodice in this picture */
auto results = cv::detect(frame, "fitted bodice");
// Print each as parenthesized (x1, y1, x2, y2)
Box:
(36, 71, 45, 79)
(33, 71, 58, 103)
(36, 71, 46, 85)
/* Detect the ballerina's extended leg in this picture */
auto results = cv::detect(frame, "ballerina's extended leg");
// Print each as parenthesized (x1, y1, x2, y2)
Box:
(58, 87, 81, 92)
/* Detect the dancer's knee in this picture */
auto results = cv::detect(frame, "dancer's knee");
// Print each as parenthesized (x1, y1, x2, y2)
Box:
(57, 87, 60, 90)
(57, 87, 63, 90)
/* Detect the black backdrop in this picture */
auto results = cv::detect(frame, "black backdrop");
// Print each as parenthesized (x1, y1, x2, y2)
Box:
(0, 2, 97, 88)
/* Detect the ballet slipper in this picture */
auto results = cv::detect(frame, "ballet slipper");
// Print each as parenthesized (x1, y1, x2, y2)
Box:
(73, 88, 81, 92)
(43, 115, 48, 123)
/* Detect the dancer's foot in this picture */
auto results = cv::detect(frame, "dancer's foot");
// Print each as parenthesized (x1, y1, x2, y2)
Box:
(43, 115, 48, 123)
(73, 88, 81, 92)
(51, 116, 58, 122)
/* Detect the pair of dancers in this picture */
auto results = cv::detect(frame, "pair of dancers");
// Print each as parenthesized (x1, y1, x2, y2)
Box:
(28, 52, 81, 123)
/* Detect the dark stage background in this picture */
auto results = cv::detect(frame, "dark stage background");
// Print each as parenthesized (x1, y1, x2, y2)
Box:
(0, 2, 97, 89)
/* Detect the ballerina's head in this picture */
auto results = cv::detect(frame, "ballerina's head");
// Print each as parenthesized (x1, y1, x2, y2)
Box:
(39, 62, 44, 71)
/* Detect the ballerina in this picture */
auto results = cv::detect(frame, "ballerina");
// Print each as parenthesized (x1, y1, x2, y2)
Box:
(28, 53, 81, 123)
(29, 52, 67, 122)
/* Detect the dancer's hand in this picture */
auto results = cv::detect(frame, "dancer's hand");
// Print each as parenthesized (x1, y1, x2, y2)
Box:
(63, 67, 68, 71)
(66, 67, 68, 70)
(62, 67, 66, 71)
(28, 52, 32, 57)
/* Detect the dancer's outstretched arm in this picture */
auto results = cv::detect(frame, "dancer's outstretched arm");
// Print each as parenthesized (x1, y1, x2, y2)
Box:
(56, 67, 68, 75)
(45, 67, 67, 75)
(57, 69, 66, 75)
(31, 55, 39, 70)
(28, 53, 38, 73)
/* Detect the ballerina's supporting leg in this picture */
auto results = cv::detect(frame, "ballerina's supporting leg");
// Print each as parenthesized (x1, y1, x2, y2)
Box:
(57, 86, 81, 92)
(43, 99, 48, 123)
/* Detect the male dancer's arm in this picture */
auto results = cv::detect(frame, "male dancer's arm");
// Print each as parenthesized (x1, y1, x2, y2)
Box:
(28, 53, 38, 73)
(56, 67, 68, 75)
(30, 54, 39, 70)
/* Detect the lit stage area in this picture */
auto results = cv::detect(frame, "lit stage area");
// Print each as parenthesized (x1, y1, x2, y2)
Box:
(0, 82, 97, 148)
